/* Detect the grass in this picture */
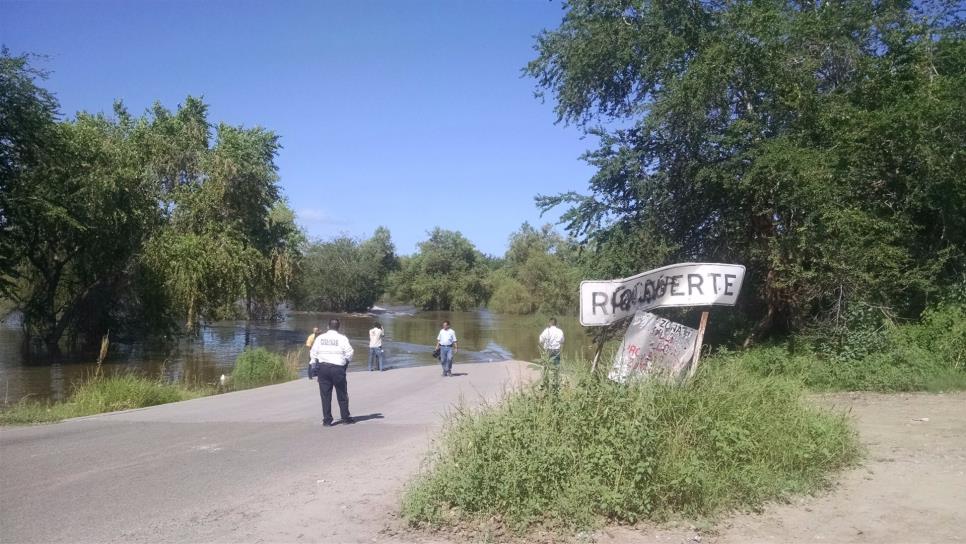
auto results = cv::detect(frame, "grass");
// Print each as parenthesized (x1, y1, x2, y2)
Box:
(0, 373, 212, 425)
(402, 360, 860, 532)
(231, 347, 300, 389)
(1, 347, 302, 425)
(735, 304, 966, 392)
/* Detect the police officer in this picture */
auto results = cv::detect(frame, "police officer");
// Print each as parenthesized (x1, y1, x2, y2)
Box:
(310, 318, 355, 426)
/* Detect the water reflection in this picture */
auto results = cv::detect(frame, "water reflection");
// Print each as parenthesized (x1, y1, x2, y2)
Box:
(0, 309, 595, 405)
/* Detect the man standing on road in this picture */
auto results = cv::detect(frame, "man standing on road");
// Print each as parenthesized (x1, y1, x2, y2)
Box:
(368, 322, 385, 371)
(305, 327, 321, 380)
(539, 318, 564, 391)
(435, 320, 458, 377)
(310, 319, 354, 426)
(539, 318, 564, 365)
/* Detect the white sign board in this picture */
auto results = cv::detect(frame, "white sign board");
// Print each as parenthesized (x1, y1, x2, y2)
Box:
(579, 262, 745, 326)
(609, 311, 696, 383)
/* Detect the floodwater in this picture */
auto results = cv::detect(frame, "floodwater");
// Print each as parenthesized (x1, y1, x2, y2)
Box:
(0, 309, 592, 405)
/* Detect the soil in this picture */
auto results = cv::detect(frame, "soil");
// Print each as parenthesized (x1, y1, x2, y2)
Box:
(590, 391, 966, 544)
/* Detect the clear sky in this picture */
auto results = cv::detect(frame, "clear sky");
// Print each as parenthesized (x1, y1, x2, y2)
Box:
(2, 0, 595, 256)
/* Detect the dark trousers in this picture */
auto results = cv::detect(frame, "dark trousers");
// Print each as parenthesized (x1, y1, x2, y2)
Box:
(317, 363, 350, 423)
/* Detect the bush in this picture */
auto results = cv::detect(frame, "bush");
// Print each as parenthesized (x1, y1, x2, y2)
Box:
(0, 374, 206, 425)
(488, 274, 537, 314)
(739, 304, 966, 391)
(403, 361, 859, 530)
(232, 347, 297, 389)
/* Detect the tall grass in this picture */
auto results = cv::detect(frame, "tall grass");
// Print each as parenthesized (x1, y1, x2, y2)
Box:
(2, 347, 301, 425)
(231, 347, 298, 389)
(0, 373, 210, 425)
(736, 304, 966, 392)
(403, 361, 859, 531)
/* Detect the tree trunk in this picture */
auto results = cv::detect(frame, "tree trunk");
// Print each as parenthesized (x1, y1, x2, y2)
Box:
(186, 295, 196, 333)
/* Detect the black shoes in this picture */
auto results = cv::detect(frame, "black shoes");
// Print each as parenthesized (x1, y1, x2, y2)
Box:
(322, 418, 354, 427)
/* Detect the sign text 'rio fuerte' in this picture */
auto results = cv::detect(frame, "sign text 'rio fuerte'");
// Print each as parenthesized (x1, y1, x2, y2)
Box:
(579, 263, 746, 326)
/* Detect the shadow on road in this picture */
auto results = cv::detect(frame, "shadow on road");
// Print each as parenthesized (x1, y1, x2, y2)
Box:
(338, 413, 384, 424)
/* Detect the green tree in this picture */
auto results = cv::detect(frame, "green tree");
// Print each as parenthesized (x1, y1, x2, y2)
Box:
(489, 223, 580, 315)
(1, 51, 302, 349)
(141, 110, 297, 329)
(528, 0, 965, 342)
(293, 227, 398, 312)
(1, 55, 161, 351)
(390, 228, 490, 311)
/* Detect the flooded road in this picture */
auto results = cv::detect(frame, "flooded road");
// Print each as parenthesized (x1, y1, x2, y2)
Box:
(0, 309, 592, 404)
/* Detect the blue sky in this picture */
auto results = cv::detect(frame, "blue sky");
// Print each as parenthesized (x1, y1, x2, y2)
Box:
(2, 0, 595, 256)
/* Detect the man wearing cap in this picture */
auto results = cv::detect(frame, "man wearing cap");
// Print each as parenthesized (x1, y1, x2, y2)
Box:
(310, 319, 355, 426)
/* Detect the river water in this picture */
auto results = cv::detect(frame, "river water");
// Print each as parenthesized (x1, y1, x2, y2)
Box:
(0, 309, 592, 405)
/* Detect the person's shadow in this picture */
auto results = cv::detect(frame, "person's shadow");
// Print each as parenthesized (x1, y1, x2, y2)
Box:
(337, 413, 384, 424)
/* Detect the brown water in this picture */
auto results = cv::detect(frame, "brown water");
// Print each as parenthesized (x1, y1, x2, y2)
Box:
(0, 309, 592, 405)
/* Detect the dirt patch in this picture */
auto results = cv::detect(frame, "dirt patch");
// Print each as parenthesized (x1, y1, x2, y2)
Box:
(593, 392, 966, 544)
(394, 391, 966, 544)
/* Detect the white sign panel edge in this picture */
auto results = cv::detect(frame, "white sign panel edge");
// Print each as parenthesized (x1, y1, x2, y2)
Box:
(579, 262, 746, 326)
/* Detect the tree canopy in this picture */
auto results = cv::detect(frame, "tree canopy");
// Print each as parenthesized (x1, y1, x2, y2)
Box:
(489, 223, 580, 315)
(292, 227, 398, 313)
(389, 228, 491, 311)
(0, 50, 302, 353)
(528, 0, 965, 341)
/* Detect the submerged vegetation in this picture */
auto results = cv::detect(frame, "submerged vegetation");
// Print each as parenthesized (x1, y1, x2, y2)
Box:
(403, 361, 860, 530)
(1, 49, 303, 355)
(0, 347, 302, 425)
(0, 373, 211, 425)
(231, 347, 300, 389)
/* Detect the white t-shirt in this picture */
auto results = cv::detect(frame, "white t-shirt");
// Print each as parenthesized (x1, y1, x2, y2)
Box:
(310, 330, 354, 366)
(369, 327, 384, 348)
(539, 326, 565, 351)
(437, 328, 457, 346)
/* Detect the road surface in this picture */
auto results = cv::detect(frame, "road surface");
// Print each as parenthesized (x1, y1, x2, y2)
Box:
(0, 361, 537, 543)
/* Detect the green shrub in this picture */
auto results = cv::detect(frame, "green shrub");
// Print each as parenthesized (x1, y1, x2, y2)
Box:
(232, 347, 296, 389)
(488, 274, 537, 314)
(737, 304, 966, 391)
(0, 374, 207, 425)
(403, 362, 859, 530)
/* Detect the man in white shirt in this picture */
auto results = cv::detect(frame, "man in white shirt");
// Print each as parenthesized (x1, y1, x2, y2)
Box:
(310, 318, 355, 426)
(368, 322, 385, 372)
(435, 320, 458, 377)
(539, 317, 565, 365)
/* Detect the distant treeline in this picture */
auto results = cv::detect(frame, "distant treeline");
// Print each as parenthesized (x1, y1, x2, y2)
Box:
(5, 0, 965, 358)
(290, 223, 582, 317)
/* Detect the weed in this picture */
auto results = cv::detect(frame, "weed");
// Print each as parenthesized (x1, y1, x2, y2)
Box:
(403, 361, 859, 531)
(231, 347, 297, 389)
(737, 304, 966, 392)
(0, 374, 209, 425)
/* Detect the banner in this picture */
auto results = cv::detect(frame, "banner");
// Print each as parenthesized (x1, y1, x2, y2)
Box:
(608, 311, 696, 383)
(580, 262, 745, 326)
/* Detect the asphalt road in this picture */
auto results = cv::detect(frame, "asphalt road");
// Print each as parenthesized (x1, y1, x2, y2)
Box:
(0, 360, 537, 544)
